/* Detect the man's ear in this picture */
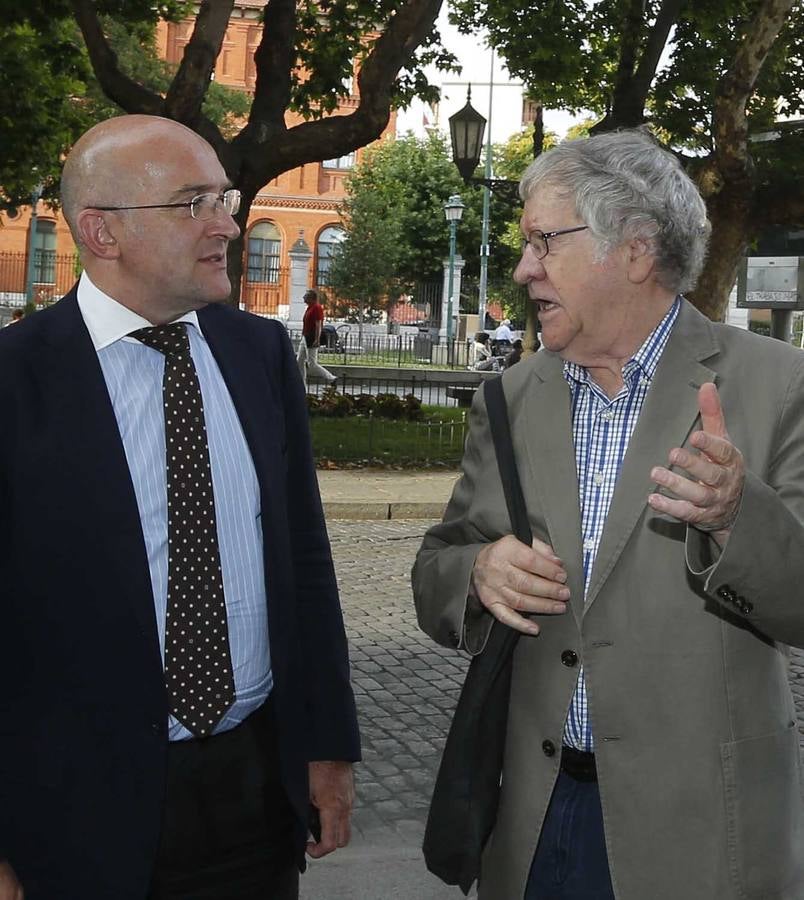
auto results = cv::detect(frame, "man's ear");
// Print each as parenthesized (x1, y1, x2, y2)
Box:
(75, 210, 120, 259)
(626, 238, 655, 284)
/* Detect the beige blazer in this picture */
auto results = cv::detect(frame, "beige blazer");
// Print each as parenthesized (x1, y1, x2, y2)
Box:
(413, 300, 804, 900)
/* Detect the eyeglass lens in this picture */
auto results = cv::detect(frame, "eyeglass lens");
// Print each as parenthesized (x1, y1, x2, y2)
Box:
(190, 190, 241, 220)
(523, 232, 548, 259)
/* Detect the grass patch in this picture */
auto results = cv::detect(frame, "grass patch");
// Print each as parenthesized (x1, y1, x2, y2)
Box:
(310, 409, 467, 466)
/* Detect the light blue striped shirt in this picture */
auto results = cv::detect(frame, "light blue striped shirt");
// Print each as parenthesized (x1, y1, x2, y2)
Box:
(77, 273, 271, 741)
(562, 297, 681, 752)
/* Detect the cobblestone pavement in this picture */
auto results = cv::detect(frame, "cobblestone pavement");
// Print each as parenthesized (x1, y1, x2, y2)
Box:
(329, 519, 804, 846)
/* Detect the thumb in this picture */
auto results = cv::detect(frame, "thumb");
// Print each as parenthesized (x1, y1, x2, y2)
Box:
(698, 382, 729, 439)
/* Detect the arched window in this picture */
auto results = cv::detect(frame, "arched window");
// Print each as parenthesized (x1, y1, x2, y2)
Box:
(316, 226, 346, 285)
(33, 220, 56, 284)
(246, 222, 281, 283)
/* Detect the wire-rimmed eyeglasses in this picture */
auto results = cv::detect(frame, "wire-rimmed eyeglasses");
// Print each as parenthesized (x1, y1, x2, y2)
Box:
(92, 188, 241, 221)
(522, 225, 588, 260)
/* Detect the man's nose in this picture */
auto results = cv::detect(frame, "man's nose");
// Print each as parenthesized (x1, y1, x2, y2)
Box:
(513, 249, 546, 285)
(208, 208, 241, 240)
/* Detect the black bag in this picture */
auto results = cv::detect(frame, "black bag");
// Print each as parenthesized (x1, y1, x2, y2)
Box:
(422, 375, 533, 895)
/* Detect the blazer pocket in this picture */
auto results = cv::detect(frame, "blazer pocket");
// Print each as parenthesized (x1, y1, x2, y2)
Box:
(721, 721, 804, 898)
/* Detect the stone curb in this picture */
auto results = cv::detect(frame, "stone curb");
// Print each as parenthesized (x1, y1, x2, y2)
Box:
(322, 501, 447, 520)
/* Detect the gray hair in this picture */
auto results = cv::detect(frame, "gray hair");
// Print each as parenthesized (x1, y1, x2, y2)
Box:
(519, 129, 710, 294)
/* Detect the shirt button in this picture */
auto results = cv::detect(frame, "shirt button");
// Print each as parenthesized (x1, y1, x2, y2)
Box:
(583, 539, 596, 551)
(561, 649, 579, 667)
(593, 472, 604, 485)
(601, 410, 614, 421)
(639, 377, 650, 387)
(542, 739, 556, 758)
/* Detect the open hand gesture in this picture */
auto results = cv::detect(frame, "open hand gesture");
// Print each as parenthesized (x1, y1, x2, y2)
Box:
(648, 383, 744, 546)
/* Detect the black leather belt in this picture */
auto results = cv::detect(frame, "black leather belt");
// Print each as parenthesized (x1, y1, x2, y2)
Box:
(560, 746, 597, 782)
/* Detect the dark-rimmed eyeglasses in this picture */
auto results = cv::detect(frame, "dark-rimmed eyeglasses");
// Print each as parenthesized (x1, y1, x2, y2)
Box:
(92, 189, 241, 221)
(522, 225, 588, 260)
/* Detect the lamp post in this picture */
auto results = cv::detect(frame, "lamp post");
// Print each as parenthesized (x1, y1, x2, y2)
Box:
(24, 183, 44, 306)
(449, 81, 519, 335)
(443, 194, 465, 345)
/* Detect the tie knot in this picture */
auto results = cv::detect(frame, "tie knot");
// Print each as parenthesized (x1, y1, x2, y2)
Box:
(130, 323, 190, 357)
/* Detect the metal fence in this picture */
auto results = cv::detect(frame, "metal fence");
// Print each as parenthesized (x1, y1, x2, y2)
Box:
(290, 328, 479, 370)
(242, 267, 289, 315)
(310, 415, 468, 465)
(304, 372, 482, 407)
(0, 251, 79, 304)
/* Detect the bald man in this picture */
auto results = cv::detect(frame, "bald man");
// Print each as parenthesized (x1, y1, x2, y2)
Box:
(0, 116, 359, 900)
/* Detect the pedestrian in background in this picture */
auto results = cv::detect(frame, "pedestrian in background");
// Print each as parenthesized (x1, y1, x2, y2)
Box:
(470, 331, 500, 371)
(297, 289, 337, 390)
(503, 338, 524, 368)
(0, 115, 359, 900)
(494, 318, 514, 344)
(414, 128, 804, 900)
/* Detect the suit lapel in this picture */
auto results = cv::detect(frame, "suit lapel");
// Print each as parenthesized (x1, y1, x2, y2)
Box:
(38, 292, 163, 658)
(519, 356, 586, 624)
(583, 301, 719, 613)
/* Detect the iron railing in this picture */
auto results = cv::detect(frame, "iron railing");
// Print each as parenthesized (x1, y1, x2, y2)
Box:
(310, 415, 468, 465)
(0, 251, 79, 304)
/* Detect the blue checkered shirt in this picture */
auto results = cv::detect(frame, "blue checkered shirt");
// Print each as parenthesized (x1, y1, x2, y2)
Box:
(562, 297, 681, 751)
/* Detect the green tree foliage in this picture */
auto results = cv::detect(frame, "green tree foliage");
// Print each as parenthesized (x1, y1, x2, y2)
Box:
(450, 0, 804, 320)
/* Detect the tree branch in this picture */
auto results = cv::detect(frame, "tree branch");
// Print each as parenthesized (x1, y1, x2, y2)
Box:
(245, 0, 296, 133)
(713, 0, 798, 178)
(632, 0, 684, 98)
(164, 0, 234, 125)
(69, 0, 164, 115)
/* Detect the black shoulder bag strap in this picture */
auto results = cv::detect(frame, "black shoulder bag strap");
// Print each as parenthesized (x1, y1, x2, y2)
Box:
(423, 375, 533, 895)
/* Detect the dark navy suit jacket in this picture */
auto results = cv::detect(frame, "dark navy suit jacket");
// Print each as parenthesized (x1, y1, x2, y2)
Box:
(0, 288, 359, 900)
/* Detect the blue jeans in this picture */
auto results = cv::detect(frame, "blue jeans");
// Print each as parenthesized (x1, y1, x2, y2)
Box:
(525, 770, 615, 900)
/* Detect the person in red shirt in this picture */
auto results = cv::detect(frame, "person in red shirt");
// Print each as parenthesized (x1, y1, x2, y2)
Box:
(297, 290, 337, 390)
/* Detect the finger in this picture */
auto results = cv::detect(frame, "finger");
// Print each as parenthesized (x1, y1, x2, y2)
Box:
(651, 466, 715, 507)
(532, 536, 561, 563)
(487, 602, 543, 635)
(698, 383, 729, 439)
(498, 584, 570, 615)
(688, 430, 736, 467)
(306, 808, 340, 858)
(647, 491, 708, 525)
(667, 447, 726, 486)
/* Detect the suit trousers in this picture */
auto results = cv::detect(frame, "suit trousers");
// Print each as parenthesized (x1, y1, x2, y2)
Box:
(525, 770, 615, 900)
(147, 698, 299, 900)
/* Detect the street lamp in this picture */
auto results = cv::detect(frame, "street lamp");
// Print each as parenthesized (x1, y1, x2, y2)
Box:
(449, 80, 520, 333)
(443, 193, 465, 343)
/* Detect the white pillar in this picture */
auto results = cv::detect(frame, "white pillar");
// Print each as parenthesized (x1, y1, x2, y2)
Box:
(440, 254, 465, 339)
(285, 231, 313, 329)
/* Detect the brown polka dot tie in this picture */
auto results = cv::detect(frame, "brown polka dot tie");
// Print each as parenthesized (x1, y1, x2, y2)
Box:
(130, 323, 235, 738)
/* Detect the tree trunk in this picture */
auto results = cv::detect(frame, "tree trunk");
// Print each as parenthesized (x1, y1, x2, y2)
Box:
(688, 181, 752, 321)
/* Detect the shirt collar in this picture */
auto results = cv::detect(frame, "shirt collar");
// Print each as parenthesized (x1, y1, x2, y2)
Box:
(76, 271, 201, 351)
(563, 296, 681, 388)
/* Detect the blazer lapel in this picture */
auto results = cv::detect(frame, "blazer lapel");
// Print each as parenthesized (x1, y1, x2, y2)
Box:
(38, 292, 163, 659)
(519, 355, 586, 624)
(583, 301, 720, 613)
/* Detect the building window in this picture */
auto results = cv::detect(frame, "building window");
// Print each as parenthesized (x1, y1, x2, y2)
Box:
(322, 152, 355, 170)
(33, 220, 56, 284)
(246, 222, 281, 283)
(316, 226, 346, 285)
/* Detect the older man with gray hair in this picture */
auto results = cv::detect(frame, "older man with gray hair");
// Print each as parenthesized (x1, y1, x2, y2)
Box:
(414, 129, 804, 900)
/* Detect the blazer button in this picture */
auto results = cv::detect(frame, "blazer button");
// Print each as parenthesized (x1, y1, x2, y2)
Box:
(448, 629, 460, 648)
(561, 649, 578, 667)
(716, 586, 731, 601)
(740, 598, 753, 614)
(542, 739, 556, 757)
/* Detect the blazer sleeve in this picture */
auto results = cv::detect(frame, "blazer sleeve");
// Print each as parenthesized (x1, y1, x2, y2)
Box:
(412, 384, 499, 656)
(276, 324, 361, 761)
(685, 352, 804, 649)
